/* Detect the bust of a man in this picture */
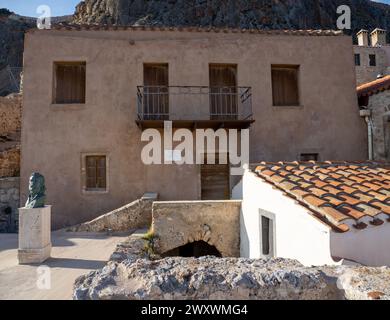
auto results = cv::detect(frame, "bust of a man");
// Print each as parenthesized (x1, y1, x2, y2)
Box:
(25, 172, 46, 209)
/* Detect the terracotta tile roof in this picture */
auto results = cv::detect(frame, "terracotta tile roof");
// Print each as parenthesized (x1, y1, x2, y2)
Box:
(254, 161, 390, 233)
(28, 23, 343, 37)
(357, 75, 390, 97)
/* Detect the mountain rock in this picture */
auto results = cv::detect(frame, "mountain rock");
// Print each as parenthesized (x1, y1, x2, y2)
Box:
(73, 0, 390, 38)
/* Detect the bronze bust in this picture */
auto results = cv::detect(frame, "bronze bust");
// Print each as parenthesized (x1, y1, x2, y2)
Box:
(25, 172, 46, 209)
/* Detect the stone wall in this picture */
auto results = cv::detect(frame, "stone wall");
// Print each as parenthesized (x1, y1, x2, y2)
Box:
(354, 46, 389, 85)
(0, 146, 20, 178)
(152, 200, 241, 257)
(65, 193, 158, 232)
(0, 93, 22, 135)
(0, 177, 20, 233)
(367, 90, 390, 161)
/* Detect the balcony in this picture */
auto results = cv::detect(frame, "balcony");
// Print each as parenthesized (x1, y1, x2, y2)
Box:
(136, 86, 254, 130)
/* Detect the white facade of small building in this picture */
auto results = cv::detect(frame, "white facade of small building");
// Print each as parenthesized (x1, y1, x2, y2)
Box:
(239, 169, 390, 267)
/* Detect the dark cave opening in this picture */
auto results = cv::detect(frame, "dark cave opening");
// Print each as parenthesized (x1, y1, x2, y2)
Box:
(162, 240, 222, 258)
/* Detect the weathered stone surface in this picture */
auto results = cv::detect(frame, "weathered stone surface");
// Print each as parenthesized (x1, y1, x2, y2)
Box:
(152, 200, 241, 257)
(65, 195, 157, 233)
(0, 176, 19, 232)
(73, 256, 390, 300)
(0, 93, 21, 136)
(73, 235, 390, 300)
(18, 205, 52, 264)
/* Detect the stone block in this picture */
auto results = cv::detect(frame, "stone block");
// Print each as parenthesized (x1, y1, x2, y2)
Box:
(18, 205, 51, 264)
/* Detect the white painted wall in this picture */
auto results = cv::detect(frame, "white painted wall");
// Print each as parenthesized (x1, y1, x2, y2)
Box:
(231, 179, 243, 200)
(331, 224, 390, 267)
(240, 170, 338, 266)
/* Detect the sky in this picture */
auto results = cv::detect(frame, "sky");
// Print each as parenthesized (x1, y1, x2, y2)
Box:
(0, 0, 81, 17)
(0, 0, 389, 17)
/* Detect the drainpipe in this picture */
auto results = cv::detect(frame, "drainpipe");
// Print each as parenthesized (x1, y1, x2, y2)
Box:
(359, 109, 373, 160)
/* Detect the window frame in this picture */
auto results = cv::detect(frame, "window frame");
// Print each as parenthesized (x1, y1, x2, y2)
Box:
(369, 54, 376, 67)
(52, 61, 86, 105)
(354, 54, 361, 66)
(81, 153, 109, 194)
(259, 209, 276, 259)
(271, 64, 300, 107)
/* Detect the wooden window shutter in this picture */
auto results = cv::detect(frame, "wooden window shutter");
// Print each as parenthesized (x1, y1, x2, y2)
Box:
(271, 66, 299, 106)
(55, 62, 86, 104)
(86, 156, 106, 190)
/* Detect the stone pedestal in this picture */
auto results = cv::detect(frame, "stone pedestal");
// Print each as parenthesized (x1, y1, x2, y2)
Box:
(18, 205, 51, 264)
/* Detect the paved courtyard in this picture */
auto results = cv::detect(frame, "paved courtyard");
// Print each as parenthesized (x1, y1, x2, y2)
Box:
(0, 231, 130, 300)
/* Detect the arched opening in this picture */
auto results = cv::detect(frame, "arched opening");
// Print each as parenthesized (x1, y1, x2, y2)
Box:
(162, 241, 222, 258)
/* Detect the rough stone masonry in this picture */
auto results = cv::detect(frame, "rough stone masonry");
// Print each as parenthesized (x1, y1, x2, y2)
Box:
(73, 235, 390, 300)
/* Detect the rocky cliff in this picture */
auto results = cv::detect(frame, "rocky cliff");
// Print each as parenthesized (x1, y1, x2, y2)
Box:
(73, 0, 390, 37)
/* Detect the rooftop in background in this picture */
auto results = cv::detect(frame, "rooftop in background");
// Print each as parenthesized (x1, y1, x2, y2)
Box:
(254, 161, 390, 233)
(357, 75, 390, 97)
(28, 23, 344, 36)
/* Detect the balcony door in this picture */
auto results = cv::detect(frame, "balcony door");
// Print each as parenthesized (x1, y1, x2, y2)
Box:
(143, 64, 169, 120)
(209, 64, 238, 120)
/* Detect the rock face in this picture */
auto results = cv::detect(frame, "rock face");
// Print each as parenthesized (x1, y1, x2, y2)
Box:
(73, 235, 390, 300)
(73, 0, 390, 38)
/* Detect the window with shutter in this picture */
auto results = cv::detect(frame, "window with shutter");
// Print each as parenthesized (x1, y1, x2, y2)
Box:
(54, 62, 86, 104)
(85, 156, 106, 190)
(271, 65, 300, 106)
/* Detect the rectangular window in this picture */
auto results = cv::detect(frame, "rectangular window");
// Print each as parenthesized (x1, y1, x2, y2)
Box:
(143, 63, 169, 120)
(53, 62, 86, 104)
(271, 65, 300, 106)
(369, 54, 376, 67)
(85, 155, 106, 190)
(261, 216, 272, 255)
(300, 153, 319, 161)
(354, 54, 361, 66)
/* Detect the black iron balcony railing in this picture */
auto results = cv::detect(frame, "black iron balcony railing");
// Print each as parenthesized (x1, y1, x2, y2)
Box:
(137, 86, 253, 124)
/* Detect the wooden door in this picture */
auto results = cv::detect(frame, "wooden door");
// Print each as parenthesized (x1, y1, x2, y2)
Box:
(201, 154, 230, 200)
(209, 64, 237, 120)
(143, 64, 169, 120)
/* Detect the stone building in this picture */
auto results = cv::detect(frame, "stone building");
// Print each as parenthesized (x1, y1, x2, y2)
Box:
(354, 29, 390, 86)
(357, 75, 390, 161)
(21, 26, 366, 229)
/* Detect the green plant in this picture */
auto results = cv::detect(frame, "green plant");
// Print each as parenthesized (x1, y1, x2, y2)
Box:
(142, 227, 156, 256)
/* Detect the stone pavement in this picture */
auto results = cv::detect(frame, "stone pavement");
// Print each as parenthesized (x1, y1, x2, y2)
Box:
(0, 231, 130, 300)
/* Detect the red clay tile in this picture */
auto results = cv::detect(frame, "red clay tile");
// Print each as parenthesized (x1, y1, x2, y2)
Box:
(303, 195, 327, 207)
(318, 206, 350, 224)
(337, 205, 366, 220)
(255, 161, 390, 232)
(323, 185, 342, 195)
(370, 201, 390, 215)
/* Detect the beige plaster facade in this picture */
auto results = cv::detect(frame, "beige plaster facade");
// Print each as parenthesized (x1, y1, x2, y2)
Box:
(21, 28, 366, 229)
